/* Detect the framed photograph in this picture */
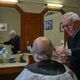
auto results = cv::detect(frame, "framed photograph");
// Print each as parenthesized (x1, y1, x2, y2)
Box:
(60, 23, 64, 32)
(0, 23, 7, 31)
(44, 20, 53, 30)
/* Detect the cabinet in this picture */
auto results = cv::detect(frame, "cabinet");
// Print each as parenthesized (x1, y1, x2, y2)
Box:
(0, 63, 27, 80)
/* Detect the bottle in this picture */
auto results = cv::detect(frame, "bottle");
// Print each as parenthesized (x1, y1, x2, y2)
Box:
(26, 41, 31, 53)
(1, 48, 7, 63)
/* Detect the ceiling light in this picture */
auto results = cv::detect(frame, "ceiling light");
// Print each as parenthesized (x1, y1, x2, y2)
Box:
(0, 0, 18, 3)
(47, 3, 63, 8)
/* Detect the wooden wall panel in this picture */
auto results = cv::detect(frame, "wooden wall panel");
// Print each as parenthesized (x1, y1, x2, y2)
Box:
(20, 14, 26, 52)
(20, 13, 44, 52)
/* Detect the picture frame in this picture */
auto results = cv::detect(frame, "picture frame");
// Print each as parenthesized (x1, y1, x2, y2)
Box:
(44, 20, 53, 30)
(0, 23, 7, 31)
(60, 23, 64, 32)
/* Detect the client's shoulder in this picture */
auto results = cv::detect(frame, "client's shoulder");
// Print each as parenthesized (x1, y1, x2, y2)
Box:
(25, 60, 66, 75)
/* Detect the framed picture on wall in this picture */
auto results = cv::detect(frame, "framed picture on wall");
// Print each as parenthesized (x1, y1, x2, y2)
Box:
(60, 23, 64, 32)
(44, 20, 53, 30)
(0, 23, 7, 31)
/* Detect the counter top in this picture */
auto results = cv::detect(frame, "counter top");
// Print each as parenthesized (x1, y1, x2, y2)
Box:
(0, 62, 28, 68)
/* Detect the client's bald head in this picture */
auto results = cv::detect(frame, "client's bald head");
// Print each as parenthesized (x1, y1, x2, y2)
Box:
(34, 37, 50, 49)
(31, 37, 54, 62)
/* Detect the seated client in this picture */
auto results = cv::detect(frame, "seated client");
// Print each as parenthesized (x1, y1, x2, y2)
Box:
(15, 36, 77, 80)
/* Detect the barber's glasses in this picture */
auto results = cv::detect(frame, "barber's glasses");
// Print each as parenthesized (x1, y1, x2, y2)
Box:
(62, 25, 72, 31)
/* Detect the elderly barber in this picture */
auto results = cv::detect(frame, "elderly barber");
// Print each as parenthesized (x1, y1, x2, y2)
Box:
(56, 12, 80, 80)
(1, 30, 20, 54)
(16, 36, 77, 80)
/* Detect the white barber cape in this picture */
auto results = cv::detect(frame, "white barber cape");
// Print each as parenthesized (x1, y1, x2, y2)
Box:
(15, 65, 77, 80)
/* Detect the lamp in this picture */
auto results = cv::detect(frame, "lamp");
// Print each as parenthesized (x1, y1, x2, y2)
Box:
(0, 0, 18, 3)
(47, 3, 63, 8)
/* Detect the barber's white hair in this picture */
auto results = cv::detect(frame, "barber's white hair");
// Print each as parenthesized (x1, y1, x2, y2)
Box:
(10, 30, 16, 35)
(62, 12, 80, 21)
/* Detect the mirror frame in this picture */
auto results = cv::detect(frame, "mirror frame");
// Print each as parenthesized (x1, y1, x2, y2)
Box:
(41, 7, 67, 46)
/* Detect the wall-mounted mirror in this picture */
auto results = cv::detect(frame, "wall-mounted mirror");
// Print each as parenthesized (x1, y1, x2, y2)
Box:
(44, 11, 64, 46)
(0, 7, 21, 53)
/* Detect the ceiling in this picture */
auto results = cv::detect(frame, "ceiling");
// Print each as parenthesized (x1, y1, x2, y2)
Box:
(17, 0, 80, 14)
(1, 0, 80, 15)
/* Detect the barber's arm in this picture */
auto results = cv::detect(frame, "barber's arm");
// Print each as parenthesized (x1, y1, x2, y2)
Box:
(70, 48, 80, 57)
(1, 40, 11, 45)
(57, 45, 80, 57)
(67, 36, 80, 57)
(55, 46, 70, 63)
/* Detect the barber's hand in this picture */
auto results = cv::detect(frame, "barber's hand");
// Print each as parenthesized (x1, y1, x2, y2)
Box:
(55, 45, 64, 55)
(55, 45, 69, 63)
(9, 45, 14, 49)
(55, 45, 70, 56)
(0, 42, 3, 44)
(58, 53, 68, 63)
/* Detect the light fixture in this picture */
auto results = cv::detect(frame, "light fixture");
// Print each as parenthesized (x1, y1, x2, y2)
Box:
(47, 3, 63, 8)
(0, 0, 18, 3)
